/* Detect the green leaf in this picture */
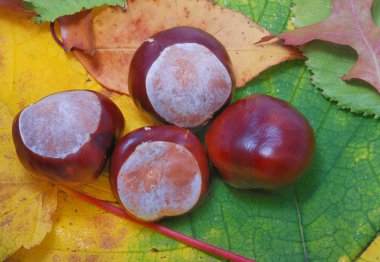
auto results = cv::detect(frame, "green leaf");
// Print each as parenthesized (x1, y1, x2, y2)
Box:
(292, 0, 380, 118)
(165, 1, 380, 261)
(231, 60, 380, 261)
(23, 0, 125, 22)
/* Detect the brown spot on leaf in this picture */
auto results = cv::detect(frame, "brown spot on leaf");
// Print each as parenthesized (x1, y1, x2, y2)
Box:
(17, 99, 26, 110)
(0, 133, 11, 143)
(0, 0, 35, 18)
(88, 215, 127, 250)
(4, 152, 12, 159)
(53, 254, 60, 262)
(183, 7, 190, 18)
(0, 215, 13, 227)
(67, 253, 81, 262)
(85, 255, 100, 262)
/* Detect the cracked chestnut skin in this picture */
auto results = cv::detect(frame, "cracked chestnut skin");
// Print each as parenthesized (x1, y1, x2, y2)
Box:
(205, 94, 316, 190)
(109, 125, 210, 221)
(128, 26, 235, 128)
(12, 90, 124, 186)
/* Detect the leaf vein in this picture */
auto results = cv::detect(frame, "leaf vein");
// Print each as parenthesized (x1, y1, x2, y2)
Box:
(289, 64, 306, 103)
(247, 0, 256, 21)
(257, 0, 268, 23)
(219, 206, 232, 250)
(350, 0, 380, 87)
(293, 186, 309, 262)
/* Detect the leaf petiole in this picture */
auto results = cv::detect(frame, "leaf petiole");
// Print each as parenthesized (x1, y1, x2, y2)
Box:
(60, 186, 255, 262)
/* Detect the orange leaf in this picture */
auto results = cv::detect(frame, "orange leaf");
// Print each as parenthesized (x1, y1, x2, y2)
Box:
(0, 0, 35, 18)
(74, 0, 302, 94)
(58, 10, 95, 55)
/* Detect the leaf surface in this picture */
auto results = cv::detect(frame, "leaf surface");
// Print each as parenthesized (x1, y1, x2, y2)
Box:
(58, 10, 95, 55)
(73, 0, 302, 94)
(1, 1, 380, 262)
(0, 100, 58, 259)
(0, 13, 59, 256)
(0, 10, 121, 260)
(277, 0, 380, 95)
(292, 0, 380, 118)
(357, 235, 380, 261)
(23, 0, 125, 22)
(0, 0, 34, 17)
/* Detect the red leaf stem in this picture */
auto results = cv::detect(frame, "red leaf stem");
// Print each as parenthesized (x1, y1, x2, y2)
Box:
(60, 186, 256, 262)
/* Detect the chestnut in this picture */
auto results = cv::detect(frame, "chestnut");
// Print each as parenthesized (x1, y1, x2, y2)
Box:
(109, 126, 209, 222)
(12, 90, 124, 186)
(205, 94, 315, 190)
(128, 26, 235, 129)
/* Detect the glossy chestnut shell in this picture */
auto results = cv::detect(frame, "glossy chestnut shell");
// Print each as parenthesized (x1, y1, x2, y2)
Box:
(12, 90, 124, 186)
(110, 125, 210, 221)
(205, 94, 315, 190)
(129, 26, 235, 129)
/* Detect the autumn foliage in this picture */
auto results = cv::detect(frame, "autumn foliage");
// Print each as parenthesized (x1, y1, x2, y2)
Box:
(70, 0, 302, 94)
(262, 0, 380, 93)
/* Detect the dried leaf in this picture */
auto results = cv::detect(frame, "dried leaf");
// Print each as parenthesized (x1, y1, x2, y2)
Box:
(73, 0, 302, 94)
(0, 101, 58, 259)
(0, 8, 158, 260)
(24, 0, 126, 22)
(1, 1, 380, 261)
(0, 10, 100, 260)
(0, 0, 34, 18)
(58, 10, 95, 55)
(288, 0, 380, 118)
(0, 15, 60, 258)
(274, 0, 380, 93)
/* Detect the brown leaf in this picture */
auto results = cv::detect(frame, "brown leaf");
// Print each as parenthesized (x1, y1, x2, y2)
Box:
(74, 0, 302, 94)
(272, 0, 380, 93)
(0, 0, 35, 18)
(58, 10, 95, 55)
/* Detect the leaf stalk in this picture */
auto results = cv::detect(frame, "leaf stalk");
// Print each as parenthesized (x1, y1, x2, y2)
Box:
(60, 186, 255, 262)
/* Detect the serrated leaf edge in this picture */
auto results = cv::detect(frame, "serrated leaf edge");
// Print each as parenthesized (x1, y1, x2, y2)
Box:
(290, 2, 379, 120)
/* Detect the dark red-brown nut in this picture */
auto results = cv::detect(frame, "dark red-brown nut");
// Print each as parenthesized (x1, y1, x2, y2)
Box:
(12, 90, 124, 186)
(129, 26, 235, 129)
(205, 94, 315, 190)
(110, 125, 210, 222)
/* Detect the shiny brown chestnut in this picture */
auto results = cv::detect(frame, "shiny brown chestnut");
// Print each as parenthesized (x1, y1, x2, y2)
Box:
(110, 125, 210, 222)
(12, 90, 124, 186)
(205, 94, 315, 190)
(129, 26, 235, 129)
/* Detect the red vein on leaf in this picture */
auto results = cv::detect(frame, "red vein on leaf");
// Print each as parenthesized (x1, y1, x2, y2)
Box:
(268, 0, 380, 93)
(61, 186, 255, 262)
(349, 0, 380, 86)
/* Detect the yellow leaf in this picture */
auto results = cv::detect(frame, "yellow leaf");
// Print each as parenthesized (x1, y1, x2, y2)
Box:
(0, 182, 57, 259)
(11, 191, 214, 261)
(0, 9, 156, 260)
(0, 92, 58, 259)
(357, 236, 380, 262)
(12, 191, 141, 261)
